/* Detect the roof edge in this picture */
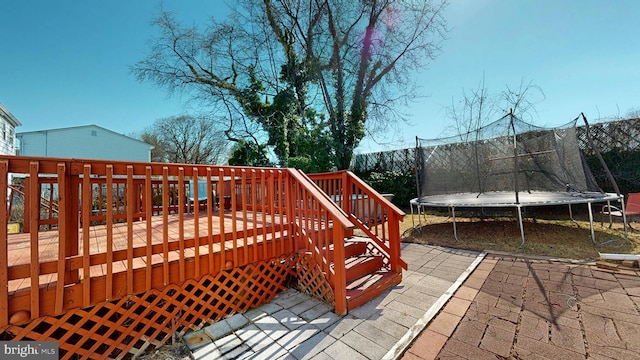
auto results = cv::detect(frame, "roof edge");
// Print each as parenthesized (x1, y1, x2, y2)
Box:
(0, 103, 22, 127)
(17, 124, 151, 148)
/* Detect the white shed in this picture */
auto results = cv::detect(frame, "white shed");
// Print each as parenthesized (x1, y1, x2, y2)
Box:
(17, 125, 153, 162)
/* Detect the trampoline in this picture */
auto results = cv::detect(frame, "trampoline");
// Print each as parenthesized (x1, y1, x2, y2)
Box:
(412, 112, 624, 246)
(410, 191, 622, 245)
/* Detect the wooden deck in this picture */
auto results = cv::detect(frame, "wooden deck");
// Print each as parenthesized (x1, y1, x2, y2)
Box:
(0, 156, 407, 359)
(7, 210, 288, 294)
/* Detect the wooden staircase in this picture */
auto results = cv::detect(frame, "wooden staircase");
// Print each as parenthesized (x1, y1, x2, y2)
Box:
(331, 237, 403, 312)
(306, 170, 406, 314)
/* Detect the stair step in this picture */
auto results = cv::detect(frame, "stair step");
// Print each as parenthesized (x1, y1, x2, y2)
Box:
(344, 256, 384, 283)
(346, 270, 402, 311)
(327, 240, 368, 259)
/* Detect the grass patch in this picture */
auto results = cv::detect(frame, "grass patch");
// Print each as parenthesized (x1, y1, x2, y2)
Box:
(399, 212, 640, 261)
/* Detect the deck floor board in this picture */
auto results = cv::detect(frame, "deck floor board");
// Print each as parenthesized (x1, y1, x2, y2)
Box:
(6, 210, 286, 294)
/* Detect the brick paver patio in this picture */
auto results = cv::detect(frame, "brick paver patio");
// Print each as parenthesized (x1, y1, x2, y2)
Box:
(403, 254, 640, 360)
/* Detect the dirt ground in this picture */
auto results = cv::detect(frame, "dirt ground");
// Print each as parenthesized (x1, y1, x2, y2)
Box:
(136, 340, 191, 360)
(400, 209, 640, 261)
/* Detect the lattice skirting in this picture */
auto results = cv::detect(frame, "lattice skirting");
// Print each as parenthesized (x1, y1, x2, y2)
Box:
(296, 252, 335, 305)
(0, 254, 298, 359)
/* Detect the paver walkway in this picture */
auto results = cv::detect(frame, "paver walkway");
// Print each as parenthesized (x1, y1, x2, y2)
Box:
(403, 254, 640, 360)
(182, 243, 481, 359)
(180, 245, 640, 360)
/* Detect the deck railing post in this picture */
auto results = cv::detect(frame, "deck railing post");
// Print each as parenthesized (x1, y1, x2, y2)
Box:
(23, 176, 31, 234)
(0, 160, 9, 326)
(126, 166, 135, 294)
(63, 164, 80, 284)
(342, 171, 351, 215)
(388, 212, 401, 273)
(28, 162, 40, 319)
(54, 163, 67, 314)
(342, 171, 354, 238)
(332, 225, 347, 316)
(285, 171, 298, 251)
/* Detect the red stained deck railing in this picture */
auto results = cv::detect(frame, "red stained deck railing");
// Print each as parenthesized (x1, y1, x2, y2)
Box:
(0, 156, 356, 328)
(309, 170, 407, 272)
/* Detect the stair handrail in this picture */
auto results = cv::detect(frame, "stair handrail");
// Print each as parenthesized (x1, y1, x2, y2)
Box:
(344, 170, 407, 271)
(294, 169, 352, 220)
(344, 171, 405, 219)
(8, 182, 60, 213)
(286, 169, 355, 315)
(309, 170, 407, 272)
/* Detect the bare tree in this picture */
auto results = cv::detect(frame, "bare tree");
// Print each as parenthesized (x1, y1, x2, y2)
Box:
(132, 0, 449, 169)
(139, 132, 168, 162)
(445, 77, 545, 137)
(625, 107, 640, 119)
(141, 115, 230, 164)
(499, 78, 545, 121)
(446, 75, 497, 140)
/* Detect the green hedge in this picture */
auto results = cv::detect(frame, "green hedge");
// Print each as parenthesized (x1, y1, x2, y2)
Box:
(354, 170, 416, 210)
(585, 149, 640, 195)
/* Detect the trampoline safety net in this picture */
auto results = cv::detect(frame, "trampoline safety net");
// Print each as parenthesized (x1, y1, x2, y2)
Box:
(415, 113, 603, 199)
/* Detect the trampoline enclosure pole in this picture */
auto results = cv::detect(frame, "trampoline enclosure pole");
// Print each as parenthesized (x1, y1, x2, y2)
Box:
(415, 136, 422, 205)
(581, 113, 627, 239)
(581, 113, 620, 196)
(510, 111, 520, 205)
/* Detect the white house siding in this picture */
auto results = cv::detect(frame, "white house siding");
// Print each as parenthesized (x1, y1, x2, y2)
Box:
(0, 103, 22, 208)
(17, 125, 152, 162)
(0, 103, 21, 156)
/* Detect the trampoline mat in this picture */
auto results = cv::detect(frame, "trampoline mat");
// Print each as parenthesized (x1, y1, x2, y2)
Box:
(412, 191, 621, 208)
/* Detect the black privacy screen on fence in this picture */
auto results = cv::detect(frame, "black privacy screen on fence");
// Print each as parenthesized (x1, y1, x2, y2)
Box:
(415, 112, 604, 201)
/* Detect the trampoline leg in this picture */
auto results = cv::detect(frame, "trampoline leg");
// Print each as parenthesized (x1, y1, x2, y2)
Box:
(517, 206, 525, 247)
(411, 203, 423, 232)
(411, 202, 415, 228)
(568, 204, 576, 223)
(452, 206, 459, 242)
(620, 198, 629, 239)
(603, 200, 614, 228)
(588, 202, 596, 244)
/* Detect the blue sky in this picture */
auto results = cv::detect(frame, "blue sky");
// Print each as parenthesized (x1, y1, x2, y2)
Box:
(1, 1, 639, 155)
